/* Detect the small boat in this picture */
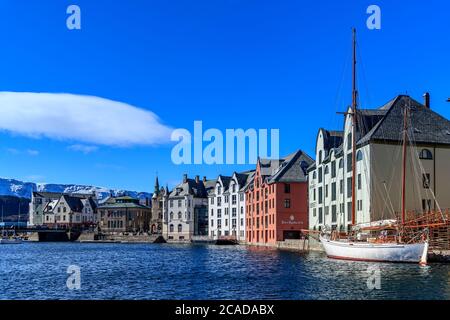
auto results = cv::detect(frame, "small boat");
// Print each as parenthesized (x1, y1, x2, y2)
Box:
(320, 234, 428, 264)
(0, 236, 23, 244)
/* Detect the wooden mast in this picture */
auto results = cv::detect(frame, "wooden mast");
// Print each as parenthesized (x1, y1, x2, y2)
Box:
(351, 28, 358, 226)
(401, 102, 408, 224)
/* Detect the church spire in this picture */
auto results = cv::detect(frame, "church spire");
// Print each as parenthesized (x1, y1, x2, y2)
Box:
(154, 175, 160, 195)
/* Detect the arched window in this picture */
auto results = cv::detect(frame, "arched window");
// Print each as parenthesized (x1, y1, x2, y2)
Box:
(169, 224, 174, 232)
(324, 165, 329, 175)
(419, 149, 433, 160)
(178, 224, 182, 233)
(356, 150, 363, 162)
(178, 212, 182, 219)
(339, 159, 344, 169)
(347, 133, 352, 150)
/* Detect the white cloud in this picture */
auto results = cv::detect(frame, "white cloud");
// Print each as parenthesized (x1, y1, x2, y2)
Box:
(0, 92, 173, 147)
(68, 144, 99, 154)
(27, 149, 39, 156)
(6, 148, 39, 156)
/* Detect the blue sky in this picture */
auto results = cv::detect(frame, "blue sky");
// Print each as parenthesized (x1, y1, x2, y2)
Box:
(0, 0, 449, 192)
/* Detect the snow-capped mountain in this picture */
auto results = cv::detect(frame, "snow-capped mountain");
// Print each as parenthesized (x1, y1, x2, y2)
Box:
(0, 177, 152, 201)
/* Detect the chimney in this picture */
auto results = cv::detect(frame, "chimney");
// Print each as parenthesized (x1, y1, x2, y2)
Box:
(203, 176, 207, 183)
(195, 175, 200, 183)
(423, 92, 430, 109)
(183, 174, 188, 183)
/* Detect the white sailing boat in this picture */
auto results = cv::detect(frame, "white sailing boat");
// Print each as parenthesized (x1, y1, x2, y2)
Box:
(319, 29, 437, 265)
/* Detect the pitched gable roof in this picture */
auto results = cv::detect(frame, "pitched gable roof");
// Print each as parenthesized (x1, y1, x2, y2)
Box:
(261, 150, 314, 184)
(357, 95, 450, 146)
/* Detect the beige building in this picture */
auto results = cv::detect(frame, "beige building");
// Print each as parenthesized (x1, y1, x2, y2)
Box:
(98, 196, 151, 234)
(308, 94, 450, 231)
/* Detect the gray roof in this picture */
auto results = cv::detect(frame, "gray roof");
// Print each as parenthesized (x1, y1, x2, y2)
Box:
(357, 95, 450, 146)
(62, 195, 84, 212)
(264, 150, 314, 184)
(169, 177, 215, 198)
(98, 202, 150, 210)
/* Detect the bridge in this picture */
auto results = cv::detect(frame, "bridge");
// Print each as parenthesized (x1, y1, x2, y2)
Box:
(1, 223, 81, 242)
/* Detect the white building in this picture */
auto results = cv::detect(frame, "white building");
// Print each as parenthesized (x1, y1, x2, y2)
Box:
(162, 174, 215, 242)
(43, 194, 97, 227)
(208, 171, 254, 242)
(308, 94, 450, 231)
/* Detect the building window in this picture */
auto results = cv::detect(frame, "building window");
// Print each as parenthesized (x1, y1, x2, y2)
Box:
(331, 182, 336, 201)
(169, 224, 174, 232)
(170, 212, 173, 220)
(325, 165, 329, 175)
(347, 133, 352, 151)
(347, 177, 352, 198)
(319, 208, 323, 224)
(422, 199, 432, 212)
(340, 179, 344, 194)
(358, 174, 362, 190)
(284, 199, 291, 208)
(419, 149, 433, 160)
(178, 224, 182, 233)
(331, 161, 336, 178)
(347, 202, 352, 222)
(356, 150, 363, 162)
(318, 167, 323, 183)
(211, 209, 214, 216)
(318, 187, 323, 204)
(178, 212, 182, 219)
(325, 185, 329, 198)
(423, 174, 431, 189)
(210, 197, 214, 205)
(319, 151, 323, 164)
(313, 189, 316, 201)
(313, 171, 317, 180)
(232, 195, 237, 205)
(284, 184, 291, 194)
(332, 205, 337, 223)
(313, 208, 317, 217)
(347, 154, 352, 172)
(339, 159, 344, 169)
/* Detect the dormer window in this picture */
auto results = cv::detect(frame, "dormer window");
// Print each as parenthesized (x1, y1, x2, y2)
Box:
(347, 133, 352, 151)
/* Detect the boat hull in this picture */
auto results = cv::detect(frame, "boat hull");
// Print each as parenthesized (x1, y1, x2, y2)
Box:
(0, 238, 23, 244)
(320, 236, 428, 264)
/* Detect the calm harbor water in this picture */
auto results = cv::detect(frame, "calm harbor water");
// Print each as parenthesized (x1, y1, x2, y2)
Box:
(1, 242, 449, 300)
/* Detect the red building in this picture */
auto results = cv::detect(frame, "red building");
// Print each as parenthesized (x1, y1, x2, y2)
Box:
(246, 150, 314, 244)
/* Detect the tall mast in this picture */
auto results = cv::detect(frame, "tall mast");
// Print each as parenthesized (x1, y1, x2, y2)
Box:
(401, 103, 408, 224)
(351, 28, 358, 226)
